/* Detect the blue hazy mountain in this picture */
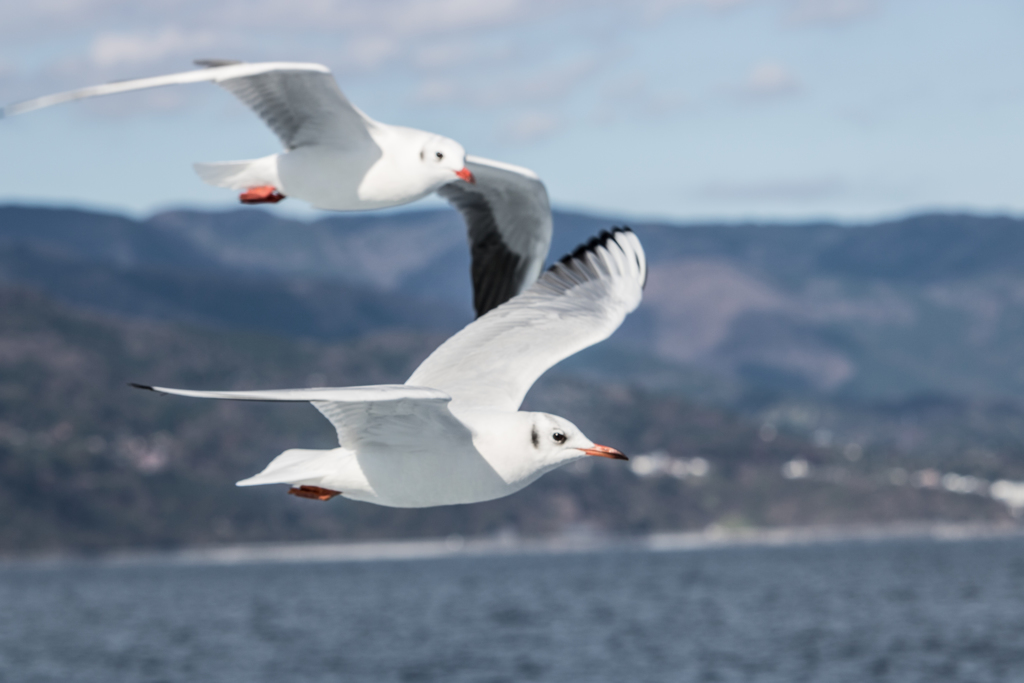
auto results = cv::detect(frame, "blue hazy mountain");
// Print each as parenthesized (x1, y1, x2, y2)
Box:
(0, 286, 1007, 552)
(2, 204, 1021, 552)
(5, 205, 1024, 403)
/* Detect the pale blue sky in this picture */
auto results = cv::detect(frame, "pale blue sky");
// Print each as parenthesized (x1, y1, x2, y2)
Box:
(1, 0, 1021, 221)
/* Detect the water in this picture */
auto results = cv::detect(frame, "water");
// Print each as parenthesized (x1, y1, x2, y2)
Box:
(2, 536, 1024, 683)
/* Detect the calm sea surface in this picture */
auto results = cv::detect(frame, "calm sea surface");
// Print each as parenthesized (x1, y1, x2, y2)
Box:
(2, 536, 1024, 683)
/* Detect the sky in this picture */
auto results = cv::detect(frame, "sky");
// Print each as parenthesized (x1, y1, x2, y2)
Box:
(0, 0, 1021, 222)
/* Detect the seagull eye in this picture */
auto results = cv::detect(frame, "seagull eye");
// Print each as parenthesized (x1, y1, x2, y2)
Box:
(552, 430, 566, 444)
(435, 151, 444, 160)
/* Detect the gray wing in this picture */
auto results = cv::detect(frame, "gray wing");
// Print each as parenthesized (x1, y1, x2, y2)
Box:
(406, 228, 646, 412)
(2, 61, 377, 151)
(437, 155, 552, 317)
(131, 383, 459, 448)
(209, 63, 377, 150)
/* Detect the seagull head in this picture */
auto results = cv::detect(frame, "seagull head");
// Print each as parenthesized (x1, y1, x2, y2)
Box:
(420, 134, 474, 184)
(524, 412, 627, 469)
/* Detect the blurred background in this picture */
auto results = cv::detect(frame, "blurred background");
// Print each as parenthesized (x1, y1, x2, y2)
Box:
(3, 0, 1023, 220)
(1, 0, 1024, 551)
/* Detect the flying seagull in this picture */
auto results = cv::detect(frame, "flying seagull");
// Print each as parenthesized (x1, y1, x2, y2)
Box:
(2, 60, 552, 316)
(131, 228, 646, 508)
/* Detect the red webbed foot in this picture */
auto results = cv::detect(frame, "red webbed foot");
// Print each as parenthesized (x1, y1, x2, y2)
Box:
(287, 485, 342, 501)
(240, 186, 286, 204)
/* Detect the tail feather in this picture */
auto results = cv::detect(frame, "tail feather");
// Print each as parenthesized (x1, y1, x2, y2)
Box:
(193, 153, 279, 190)
(236, 448, 337, 487)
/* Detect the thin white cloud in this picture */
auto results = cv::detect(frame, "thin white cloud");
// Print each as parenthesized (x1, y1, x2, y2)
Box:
(414, 55, 600, 110)
(742, 61, 800, 98)
(414, 43, 479, 71)
(0, 0, 883, 49)
(474, 56, 600, 107)
(0, 0, 534, 43)
(599, 73, 689, 121)
(501, 111, 560, 142)
(414, 78, 459, 104)
(787, 0, 878, 25)
(697, 176, 845, 202)
(164, 0, 533, 37)
(640, 0, 752, 20)
(89, 27, 219, 69)
(337, 35, 402, 71)
(376, 0, 528, 36)
(412, 41, 515, 72)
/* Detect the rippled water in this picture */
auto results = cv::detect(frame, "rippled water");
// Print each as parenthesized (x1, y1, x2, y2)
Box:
(2, 536, 1024, 682)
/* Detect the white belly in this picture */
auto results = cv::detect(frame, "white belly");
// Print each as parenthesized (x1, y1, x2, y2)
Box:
(313, 442, 525, 508)
(276, 146, 436, 212)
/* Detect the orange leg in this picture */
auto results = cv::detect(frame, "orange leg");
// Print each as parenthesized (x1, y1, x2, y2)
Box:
(240, 186, 286, 204)
(288, 485, 342, 501)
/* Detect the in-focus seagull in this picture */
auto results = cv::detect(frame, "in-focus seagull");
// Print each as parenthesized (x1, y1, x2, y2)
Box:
(2, 60, 552, 316)
(131, 228, 646, 508)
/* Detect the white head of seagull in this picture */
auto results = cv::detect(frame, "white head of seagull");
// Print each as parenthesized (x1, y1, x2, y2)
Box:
(419, 134, 474, 184)
(131, 228, 645, 508)
(468, 411, 627, 484)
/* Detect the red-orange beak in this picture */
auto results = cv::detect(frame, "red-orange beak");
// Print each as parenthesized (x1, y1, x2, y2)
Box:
(455, 167, 475, 184)
(581, 444, 628, 460)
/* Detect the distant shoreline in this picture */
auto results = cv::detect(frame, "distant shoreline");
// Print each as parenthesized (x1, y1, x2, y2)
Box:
(3, 521, 1022, 569)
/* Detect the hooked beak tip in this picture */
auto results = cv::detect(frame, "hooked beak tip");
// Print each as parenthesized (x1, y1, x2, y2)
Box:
(581, 444, 628, 461)
(455, 167, 475, 184)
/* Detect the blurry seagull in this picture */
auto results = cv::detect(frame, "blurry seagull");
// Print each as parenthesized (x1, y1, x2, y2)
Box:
(131, 228, 646, 508)
(2, 60, 552, 316)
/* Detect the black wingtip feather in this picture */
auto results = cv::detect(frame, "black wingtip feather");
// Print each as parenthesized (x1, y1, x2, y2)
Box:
(129, 383, 155, 391)
(557, 226, 632, 267)
(194, 59, 243, 68)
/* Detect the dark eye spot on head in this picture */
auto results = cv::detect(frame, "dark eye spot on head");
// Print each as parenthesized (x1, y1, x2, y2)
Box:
(531, 426, 539, 448)
(436, 151, 444, 160)
(552, 430, 566, 445)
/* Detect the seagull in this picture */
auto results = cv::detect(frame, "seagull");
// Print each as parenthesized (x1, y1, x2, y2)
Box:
(2, 60, 552, 316)
(131, 228, 646, 508)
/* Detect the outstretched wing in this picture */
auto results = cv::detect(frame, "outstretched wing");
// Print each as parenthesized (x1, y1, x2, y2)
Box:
(131, 383, 465, 450)
(437, 155, 552, 317)
(406, 228, 646, 412)
(2, 61, 377, 151)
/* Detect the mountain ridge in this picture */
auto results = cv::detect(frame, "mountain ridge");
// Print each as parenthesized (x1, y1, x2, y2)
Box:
(5, 205, 1024, 403)
(0, 285, 1009, 553)
(3, 204, 1024, 551)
